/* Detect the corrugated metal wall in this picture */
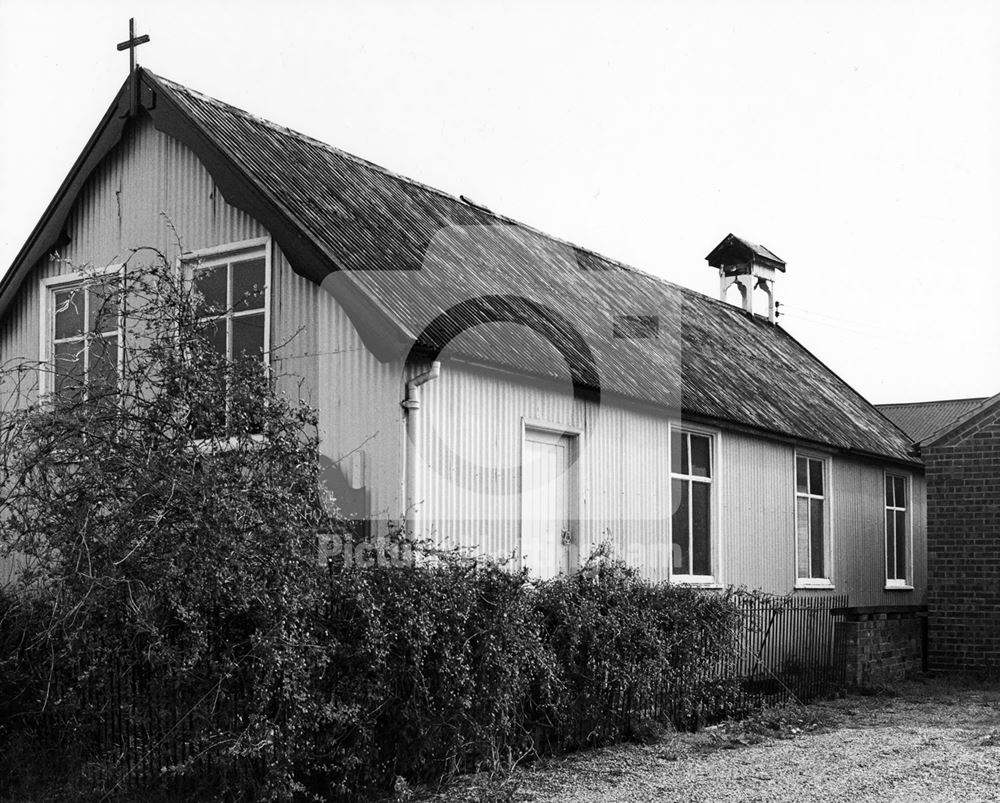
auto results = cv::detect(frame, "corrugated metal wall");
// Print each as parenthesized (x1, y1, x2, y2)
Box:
(310, 275, 405, 523)
(417, 356, 674, 577)
(419, 360, 802, 587)
(719, 432, 797, 591)
(832, 461, 927, 606)
(0, 280, 40, 405)
(418, 354, 927, 601)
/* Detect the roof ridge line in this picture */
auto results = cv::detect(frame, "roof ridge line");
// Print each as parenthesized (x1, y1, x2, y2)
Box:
(876, 397, 989, 408)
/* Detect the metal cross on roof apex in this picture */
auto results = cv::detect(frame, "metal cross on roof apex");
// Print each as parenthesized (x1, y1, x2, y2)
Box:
(116, 17, 150, 116)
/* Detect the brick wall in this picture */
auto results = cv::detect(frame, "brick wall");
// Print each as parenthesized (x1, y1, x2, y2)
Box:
(835, 610, 925, 686)
(924, 402, 1000, 673)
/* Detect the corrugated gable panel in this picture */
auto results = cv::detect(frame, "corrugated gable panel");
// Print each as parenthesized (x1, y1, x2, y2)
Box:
(0, 116, 269, 397)
(271, 247, 319, 405)
(38, 116, 268, 269)
(0, 111, 406, 521)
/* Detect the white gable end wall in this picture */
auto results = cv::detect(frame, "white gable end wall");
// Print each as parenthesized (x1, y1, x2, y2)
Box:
(0, 116, 407, 523)
(0, 115, 269, 399)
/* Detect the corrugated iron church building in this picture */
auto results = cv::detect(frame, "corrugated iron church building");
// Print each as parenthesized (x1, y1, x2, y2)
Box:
(1, 70, 926, 632)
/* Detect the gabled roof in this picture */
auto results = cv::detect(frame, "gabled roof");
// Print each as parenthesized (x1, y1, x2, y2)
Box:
(877, 397, 989, 444)
(1, 69, 919, 466)
(905, 393, 1000, 447)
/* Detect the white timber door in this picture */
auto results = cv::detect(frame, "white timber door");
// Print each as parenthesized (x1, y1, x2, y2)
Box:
(521, 428, 576, 578)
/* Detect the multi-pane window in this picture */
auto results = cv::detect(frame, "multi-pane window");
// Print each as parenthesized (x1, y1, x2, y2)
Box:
(186, 243, 269, 437)
(191, 252, 267, 367)
(795, 455, 828, 582)
(46, 275, 121, 403)
(885, 474, 909, 586)
(671, 429, 713, 579)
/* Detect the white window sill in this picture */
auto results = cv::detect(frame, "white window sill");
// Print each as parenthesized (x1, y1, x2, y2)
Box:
(672, 577, 723, 589)
(884, 583, 914, 591)
(795, 580, 835, 590)
(192, 433, 265, 453)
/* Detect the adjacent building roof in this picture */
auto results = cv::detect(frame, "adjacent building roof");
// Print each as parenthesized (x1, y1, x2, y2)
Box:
(877, 398, 989, 444)
(0, 69, 919, 466)
(913, 394, 999, 448)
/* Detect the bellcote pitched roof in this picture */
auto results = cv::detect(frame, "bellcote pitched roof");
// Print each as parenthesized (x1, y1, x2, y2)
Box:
(705, 233, 786, 273)
(0, 69, 919, 466)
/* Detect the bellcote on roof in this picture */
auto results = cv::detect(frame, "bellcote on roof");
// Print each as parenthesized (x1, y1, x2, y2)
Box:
(706, 233, 786, 275)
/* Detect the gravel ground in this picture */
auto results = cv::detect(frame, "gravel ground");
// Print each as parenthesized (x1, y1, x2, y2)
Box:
(423, 678, 1000, 803)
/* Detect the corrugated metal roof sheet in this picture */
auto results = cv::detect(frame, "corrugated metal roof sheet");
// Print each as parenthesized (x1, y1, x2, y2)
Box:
(152, 72, 919, 464)
(877, 397, 990, 443)
(2, 70, 919, 465)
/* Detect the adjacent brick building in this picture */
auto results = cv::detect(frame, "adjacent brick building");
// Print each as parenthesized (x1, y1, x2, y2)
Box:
(918, 394, 1000, 672)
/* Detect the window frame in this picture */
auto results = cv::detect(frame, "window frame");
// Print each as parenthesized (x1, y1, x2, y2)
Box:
(793, 450, 834, 589)
(180, 237, 272, 445)
(181, 236, 272, 371)
(884, 471, 913, 590)
(668, 423, 720, 586)
(38, 264, 126, 401)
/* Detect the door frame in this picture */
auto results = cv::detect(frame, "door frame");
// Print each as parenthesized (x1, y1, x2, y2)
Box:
(519, 418, 582, 576)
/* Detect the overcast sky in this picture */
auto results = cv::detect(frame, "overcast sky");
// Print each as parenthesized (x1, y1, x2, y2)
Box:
(1, 0, 998, 404)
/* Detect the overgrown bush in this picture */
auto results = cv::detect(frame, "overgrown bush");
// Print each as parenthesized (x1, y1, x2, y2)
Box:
(289, 547, 742, 799)
(303, 550, 553, 797)
(533, 551, 743, 746)
(0, 249, 344, 799)
(0, 250, 745, 801)
(3, 540, 744, 801)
